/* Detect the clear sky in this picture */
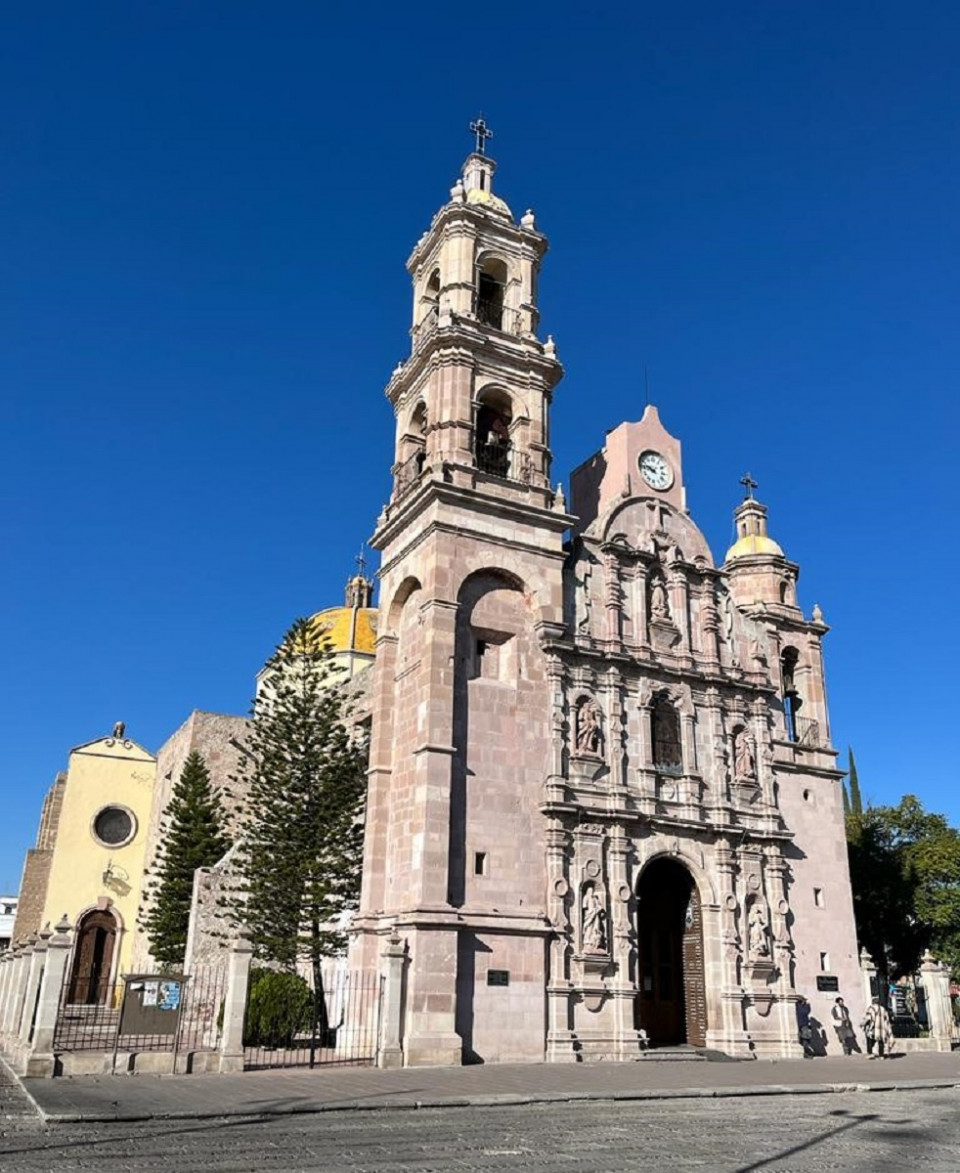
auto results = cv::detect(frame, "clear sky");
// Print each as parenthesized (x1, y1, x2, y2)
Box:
(3, 2, 958, 891)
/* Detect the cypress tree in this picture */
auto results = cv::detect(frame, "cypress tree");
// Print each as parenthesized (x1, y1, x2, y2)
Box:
(140, 750, 231, 969)
(848, 747, 863, 820)
(223, 617, 367, 1036)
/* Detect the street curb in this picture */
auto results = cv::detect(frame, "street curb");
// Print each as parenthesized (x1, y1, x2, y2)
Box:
(26, 1078, 960, 1125)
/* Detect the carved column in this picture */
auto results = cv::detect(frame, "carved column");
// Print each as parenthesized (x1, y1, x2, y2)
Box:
(636, 695, 655, 810)
(219, 937, 253, 1073)
(667, 564, 691, 657)
(700, 579, 721, 669)
(602, 549, 623, 648)
(606, 824, 644, 1057)
(544, 658, 567, 804)
(378, 932, 407, 1068)
(545, 821, 576, 1061)
(603, 668, 625, 795)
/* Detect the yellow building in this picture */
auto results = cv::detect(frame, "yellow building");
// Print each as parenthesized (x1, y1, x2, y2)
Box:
(14, 729, 156, 1003)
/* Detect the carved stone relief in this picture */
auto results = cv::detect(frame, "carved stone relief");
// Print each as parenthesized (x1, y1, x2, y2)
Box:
(574, 697, 604, 757)
(580, 883, 608, 953)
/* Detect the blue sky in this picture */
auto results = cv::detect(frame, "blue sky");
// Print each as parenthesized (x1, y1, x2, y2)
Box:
(3, 2, 959, 891)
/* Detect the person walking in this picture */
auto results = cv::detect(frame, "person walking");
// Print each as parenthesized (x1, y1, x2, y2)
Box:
(796, 997, 816, 1057)
(830, 996, 856, 1055)
(863, 996, 894, 1060)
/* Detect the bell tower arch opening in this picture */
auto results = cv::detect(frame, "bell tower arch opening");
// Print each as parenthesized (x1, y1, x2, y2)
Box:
(635, 858, 707, 1048)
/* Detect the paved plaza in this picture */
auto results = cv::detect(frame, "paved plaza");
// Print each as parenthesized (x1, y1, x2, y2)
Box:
(1, 1086, 959, 1172)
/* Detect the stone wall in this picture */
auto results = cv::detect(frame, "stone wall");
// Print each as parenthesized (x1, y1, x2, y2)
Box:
(11, 774, 65, 943)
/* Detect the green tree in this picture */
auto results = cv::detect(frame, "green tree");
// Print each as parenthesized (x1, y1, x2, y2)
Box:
(140, 750, 232, 969)
(224, 617, 367, 1036)
(845, 759, 960, 983)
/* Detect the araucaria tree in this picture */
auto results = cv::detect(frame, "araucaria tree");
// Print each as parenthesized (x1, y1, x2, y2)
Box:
(226, 617, 367, 1033)
(141, 750, 232, 969)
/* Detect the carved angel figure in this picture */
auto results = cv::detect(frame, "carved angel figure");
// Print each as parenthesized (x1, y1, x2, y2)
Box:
(575, 700, 603, 755)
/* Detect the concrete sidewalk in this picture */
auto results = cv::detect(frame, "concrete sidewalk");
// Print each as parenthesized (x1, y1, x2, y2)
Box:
(16, 1051, 960, 1123)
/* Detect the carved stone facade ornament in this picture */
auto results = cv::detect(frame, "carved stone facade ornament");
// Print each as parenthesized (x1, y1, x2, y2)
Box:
(581, 885, 608, 953)
(747, 898, 771, 960)
(732, 727, 757, 782)
(346, 141, 862, 1068)
(574, 698, 604, 756)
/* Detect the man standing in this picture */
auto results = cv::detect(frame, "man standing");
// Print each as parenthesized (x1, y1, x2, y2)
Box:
(830, 996, 856, 1055)
(796, 996, 815, 1057)
(863, 997, 894, 1060)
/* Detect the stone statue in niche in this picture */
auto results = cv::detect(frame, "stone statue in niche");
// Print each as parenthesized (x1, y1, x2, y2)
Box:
(581, 887, 608, 953)
(732, 727, 757, 782)
(649, 575, 670, 621)
(747, 900, 771, 960)
(575, 699, 603, 756)
(721, 589, 740, 667)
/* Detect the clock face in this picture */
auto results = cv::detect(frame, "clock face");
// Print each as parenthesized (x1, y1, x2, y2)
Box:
(639, 450, 673, 491)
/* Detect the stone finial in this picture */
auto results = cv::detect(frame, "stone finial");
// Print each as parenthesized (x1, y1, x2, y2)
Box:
(37, 923, 52, 943)
(543, 335, 557, 358)
(450, 178, 465, 203)
(812, 603, 824, 623)
(521, 208, 536, 230)
(554, 483, 566, 513)
(50, 915, 73, 946)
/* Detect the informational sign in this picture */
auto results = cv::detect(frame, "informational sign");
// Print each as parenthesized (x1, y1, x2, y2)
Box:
(816, 975, 840, 992)
(119, 974, 187, 1037)
(487, 970, 510, 987)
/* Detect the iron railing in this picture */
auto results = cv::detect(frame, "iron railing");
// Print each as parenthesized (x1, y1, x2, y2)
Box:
(393, 449, 425, 498)
(476, 440, 511, 478)
(53, 968, 226, 1055)
(243, 967, 382, 1071)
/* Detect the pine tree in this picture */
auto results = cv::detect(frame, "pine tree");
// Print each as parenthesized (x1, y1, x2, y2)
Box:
(223, 617, 367, 1036)
(140, 750, 232, 969)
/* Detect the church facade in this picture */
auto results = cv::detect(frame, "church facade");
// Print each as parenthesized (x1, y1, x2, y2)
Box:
(349, 142, 861, 1063)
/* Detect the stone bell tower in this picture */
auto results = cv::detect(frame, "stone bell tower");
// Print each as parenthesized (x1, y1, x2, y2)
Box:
(352, 124, 571, 1066)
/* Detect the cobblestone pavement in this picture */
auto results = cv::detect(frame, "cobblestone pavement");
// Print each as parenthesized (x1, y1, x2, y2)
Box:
(1, 1088, 959, 1172)
(0, 1060, 41, 1140)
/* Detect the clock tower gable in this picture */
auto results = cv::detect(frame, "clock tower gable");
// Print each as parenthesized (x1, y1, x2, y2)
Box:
(570, 404, 686, 532)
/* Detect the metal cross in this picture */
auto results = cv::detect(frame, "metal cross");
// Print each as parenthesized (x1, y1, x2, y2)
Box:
(355, 548, 367, 577)
(470, 116, 493, 156)
(740, 472, 758, 500)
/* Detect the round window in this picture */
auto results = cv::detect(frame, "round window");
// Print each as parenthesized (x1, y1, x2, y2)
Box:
(92, 805, 136, 847)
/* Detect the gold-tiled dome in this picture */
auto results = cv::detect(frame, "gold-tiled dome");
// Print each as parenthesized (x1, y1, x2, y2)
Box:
(308, 606, 378, 655)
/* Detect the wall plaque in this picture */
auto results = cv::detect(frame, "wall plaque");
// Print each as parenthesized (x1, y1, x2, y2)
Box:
(487, 970, 510, 987)
(816, 975, 839, 992)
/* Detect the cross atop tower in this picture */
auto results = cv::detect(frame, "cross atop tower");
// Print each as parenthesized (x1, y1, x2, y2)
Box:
(355, 547, 368, 578)
(469, 116, 493, 156)
(739, 472, 758, 500)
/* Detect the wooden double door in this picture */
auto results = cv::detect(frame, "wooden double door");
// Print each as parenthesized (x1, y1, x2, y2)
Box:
(66, 910, 117, 1005)
(636, 859, 707, 1047)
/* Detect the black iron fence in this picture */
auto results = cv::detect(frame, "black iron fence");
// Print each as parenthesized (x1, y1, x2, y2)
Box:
(243, 968, 382, 1071)
(53, 968, 226, 1056)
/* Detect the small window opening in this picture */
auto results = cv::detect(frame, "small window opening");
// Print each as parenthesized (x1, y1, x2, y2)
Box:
(819, 951, 830, 972)
(479, 171, 486, 190)
(474, 852, 487, 876)
(814, 888, 825, 908)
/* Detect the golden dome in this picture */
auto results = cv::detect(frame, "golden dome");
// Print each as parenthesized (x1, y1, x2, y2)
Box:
(724, 533, 784, 562)
(465, 187, 512, 216)
(307, 606, 378, 656)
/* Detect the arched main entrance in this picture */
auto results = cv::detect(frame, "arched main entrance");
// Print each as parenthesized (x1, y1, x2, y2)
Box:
(635, 858, 707, 1047)
(67, 909, 117, 1005)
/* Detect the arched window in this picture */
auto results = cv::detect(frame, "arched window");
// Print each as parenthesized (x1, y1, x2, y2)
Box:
(652, 696, 683, 774)
(475, 389, 512, 478)
(476, 256, 507, 330)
